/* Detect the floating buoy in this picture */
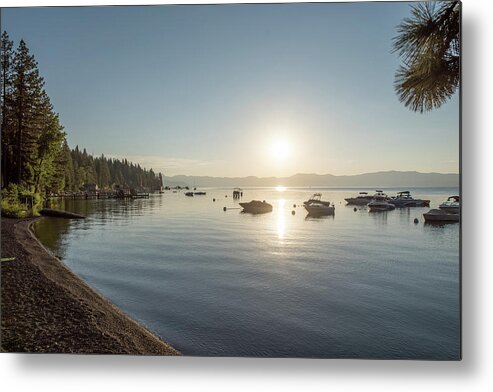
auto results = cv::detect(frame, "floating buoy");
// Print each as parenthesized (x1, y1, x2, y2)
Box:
(223, 207, 227, 211)
(354, 208, 357, 212)
(213, 198, 216, 202)
(291, 210, 295, 215)
(225, 195, 228, 198)
(414, 218, 419, 224)
(293, 204, 296, 208)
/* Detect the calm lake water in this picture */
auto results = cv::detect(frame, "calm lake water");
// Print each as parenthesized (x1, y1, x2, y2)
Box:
(33, 187, 460, 359)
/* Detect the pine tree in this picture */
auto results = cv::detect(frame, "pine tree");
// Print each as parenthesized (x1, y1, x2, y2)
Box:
(1, 32, 15, 186)
(99, 154, 111, 189)
(60, 140, 74, 191)
(393, 1, 460, 112)
(11, 39, 48, 186)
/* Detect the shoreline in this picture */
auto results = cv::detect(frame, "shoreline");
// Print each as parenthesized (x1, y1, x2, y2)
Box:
(1, 217, 180, 355)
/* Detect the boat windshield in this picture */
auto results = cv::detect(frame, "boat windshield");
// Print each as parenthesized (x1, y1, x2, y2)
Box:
(309, 193, 322, 201)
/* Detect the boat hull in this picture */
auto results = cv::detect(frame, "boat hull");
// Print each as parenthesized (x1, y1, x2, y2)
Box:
(304, 205, 335, 216)
(423, 209, 459, 223)
(390, 199, 430, 208)
(344, 197, 372, 205)
(239, 202, 273, 214)
(368, 202, 395, 212)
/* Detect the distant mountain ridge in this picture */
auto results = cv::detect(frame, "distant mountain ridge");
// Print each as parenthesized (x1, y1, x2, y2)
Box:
(163, 171, 459, 188)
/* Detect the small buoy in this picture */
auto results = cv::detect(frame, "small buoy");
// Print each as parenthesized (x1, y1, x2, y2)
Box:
(354, 207, 357, 212)
(293, 204, 296, 208)
(225, 195, 228, 198)
(414, 218, 419, 224)
(213, 198, 216, 202)
(223, 207, 227, 211)
(291, 210, 295, 215)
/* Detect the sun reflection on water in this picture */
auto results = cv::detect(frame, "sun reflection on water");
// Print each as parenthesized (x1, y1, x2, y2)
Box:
(277, 198, 286, 239)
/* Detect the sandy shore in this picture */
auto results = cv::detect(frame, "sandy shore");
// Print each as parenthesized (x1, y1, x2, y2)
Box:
(1, 217, 180, 355)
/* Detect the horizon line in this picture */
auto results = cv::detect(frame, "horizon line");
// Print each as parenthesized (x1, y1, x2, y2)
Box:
(164, 170, 460, 179)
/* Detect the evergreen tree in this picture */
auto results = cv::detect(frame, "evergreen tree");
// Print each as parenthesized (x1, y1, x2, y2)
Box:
(99, 154, 111, 189)
(393, 1, 460, 112)
(1, 32, 15, 186)
(33, 92, 65, 194)
(60, 140, 74, 191)
(1, 32, 165, 209)
(11, 39, 48, 186)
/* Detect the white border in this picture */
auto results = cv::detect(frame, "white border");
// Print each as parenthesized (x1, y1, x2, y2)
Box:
(1, 0, 492, 391)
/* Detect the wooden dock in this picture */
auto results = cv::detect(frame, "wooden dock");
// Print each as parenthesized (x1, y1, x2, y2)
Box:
(50, 191, 151, 200)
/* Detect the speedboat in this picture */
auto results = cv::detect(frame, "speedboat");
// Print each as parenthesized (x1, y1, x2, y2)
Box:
(345, 190, 389, 205)
(368, 192, 395, 212)
(304, 194, 335, 215)
(344, 191, 372, 205)
(423, 209, 459, 223)
(304, 193, 332, 207)
(368, 199, 395, 212)
(439, 196, 460, 214)
(239, 200, 273, 214)
(305, 202, 335, 215)
(390, 191, 430, 207)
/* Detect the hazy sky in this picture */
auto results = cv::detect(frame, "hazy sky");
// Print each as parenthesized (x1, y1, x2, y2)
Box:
(2, 2, 459, 177)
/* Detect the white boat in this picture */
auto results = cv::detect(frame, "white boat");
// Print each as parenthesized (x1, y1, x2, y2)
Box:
(305, 202, 335, 215)
(423, 209, 459, 223)
(390, 191, 430, 208)
(368, 200, 395, 212)
(239, 200, 273, 214)
(344, 191, 372, 205)
(439, 196, 460, 214)
(304, 193, 331, 207)
(345, 190, 389, 205)
(305, 201, 335, 215)
(304, 193, 335, 215)
(368, 192, 395, 211)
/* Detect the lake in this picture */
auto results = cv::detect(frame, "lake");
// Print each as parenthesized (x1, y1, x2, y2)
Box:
(32, 187, 460, 359)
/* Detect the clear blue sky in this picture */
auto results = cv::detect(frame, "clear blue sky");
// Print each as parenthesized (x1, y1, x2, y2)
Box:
(2, 2, 459, 177)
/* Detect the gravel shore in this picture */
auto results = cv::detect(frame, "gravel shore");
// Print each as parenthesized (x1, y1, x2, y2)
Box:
(1, 217, 180, 355)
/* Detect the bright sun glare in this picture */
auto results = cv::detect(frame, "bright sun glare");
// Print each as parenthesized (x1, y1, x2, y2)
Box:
(270, 140, 290, 162)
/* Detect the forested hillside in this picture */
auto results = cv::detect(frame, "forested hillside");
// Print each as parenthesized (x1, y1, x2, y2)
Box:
(1, 32, 162, 216)
(64, 145, 162, 191)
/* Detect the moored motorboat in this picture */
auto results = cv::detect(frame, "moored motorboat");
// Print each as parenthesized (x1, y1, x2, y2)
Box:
(239, 200, 273, 214)
(303, 194, 335, 215)
(304, 193, 331, 207)
(439, 196, 460, 214)
(344, 191, 371, 205)
(368, 199, 395, 212)
(194, 191, 207, 195)
(423, 209, 459, 223)
(305, 202, 335, 215)
(390, 191, 430, 207)
(345, 190, 389, 205)
(367, 191, 395, 212)
(185, 192, 194, 197)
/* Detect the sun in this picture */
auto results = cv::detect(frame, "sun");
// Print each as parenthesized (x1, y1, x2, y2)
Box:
(270, 140, 290, 162)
